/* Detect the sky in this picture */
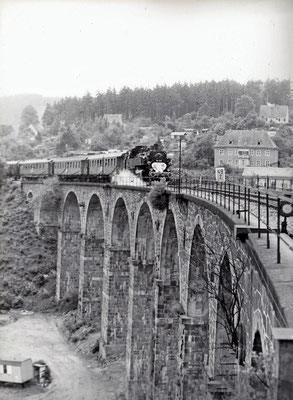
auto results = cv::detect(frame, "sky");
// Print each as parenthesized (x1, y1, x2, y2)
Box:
(0, 0, 292, 97)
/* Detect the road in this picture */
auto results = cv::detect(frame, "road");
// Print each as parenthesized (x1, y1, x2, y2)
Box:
(0, 313, 125, 400)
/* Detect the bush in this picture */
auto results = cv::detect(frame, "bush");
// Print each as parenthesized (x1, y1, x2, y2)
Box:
(59, 290, 79, 312)
(148, 182, 168, 210)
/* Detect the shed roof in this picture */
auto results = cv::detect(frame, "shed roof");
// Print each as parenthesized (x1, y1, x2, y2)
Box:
(0, 358, 32, 366)
(242, 167, 293, 178)
(214, 130, 278, 149)
(259, 104, 289, 119)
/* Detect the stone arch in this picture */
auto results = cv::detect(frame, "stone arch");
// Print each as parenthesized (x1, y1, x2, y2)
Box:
(59, 192, 81, 300)
(101, 197, 131, 357)
(187, 224, 207, 319)
(238, 324, 247, 366)
(81, 194, 104, 323)
(154, 209, 181, 399)
(181, 224, 209, 398)
(39, 190, 59, 239)
(214, 252, 235, 378)
(127, 202, 156, 399)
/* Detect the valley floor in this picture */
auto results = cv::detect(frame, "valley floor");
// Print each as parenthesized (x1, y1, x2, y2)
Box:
(0, 312, 125, 400)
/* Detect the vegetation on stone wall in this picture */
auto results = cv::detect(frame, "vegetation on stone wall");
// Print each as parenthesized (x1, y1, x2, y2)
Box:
(0, 180, 57, 311)
(148, 182, 169, 210)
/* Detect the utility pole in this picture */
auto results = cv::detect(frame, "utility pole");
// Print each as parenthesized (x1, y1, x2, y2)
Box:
(171, 131, 187, 194)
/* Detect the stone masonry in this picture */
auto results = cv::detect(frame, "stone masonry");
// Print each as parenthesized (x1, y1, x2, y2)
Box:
(22, 180, 291, 400)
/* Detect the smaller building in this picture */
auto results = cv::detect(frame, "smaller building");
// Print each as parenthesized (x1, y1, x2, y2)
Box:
(259, 104, 289, 124)
(103, 114, 123, 125)
(242, 167, 293, 190)
(0, 359, 33, 384)
(213, 130, 279, 168)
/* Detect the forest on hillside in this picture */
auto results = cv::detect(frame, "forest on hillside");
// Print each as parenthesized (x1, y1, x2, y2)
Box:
(0, 79, 292, 168)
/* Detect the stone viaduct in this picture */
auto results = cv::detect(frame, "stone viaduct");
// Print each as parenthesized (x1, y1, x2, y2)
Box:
(22, 180, 292, 400)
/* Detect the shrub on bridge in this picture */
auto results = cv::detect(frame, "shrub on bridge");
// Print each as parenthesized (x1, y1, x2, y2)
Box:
(149, 182, 168, 210)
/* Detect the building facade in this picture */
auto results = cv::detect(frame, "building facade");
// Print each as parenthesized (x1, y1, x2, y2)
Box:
(214, 130, 279, 168)
(259, 104, 289, 124)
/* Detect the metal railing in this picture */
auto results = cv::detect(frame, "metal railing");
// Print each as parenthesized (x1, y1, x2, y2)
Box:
(110, 176, 292, 264)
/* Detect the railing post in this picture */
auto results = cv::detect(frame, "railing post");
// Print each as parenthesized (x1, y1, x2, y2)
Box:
(248, 188, 250, 226)
(238, 185, 241, 219)
(244, 187, 247, 223)
(232, 184, 235, 215)
(220, 182, 222, 207)
(258, 191, 261, 238)
(224, 182, 226, 209)
(266, 193, 270, 249)
(228, 183, 231, 211)
(215, 182, 218, 204)
(277, 198, 281, 264)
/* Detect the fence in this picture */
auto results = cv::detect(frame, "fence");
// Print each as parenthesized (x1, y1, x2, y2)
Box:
(110, 176, 292, 264)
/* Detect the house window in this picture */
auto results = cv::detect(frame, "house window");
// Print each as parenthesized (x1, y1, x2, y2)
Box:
(250, 161, 254, 166)
(250, 149, 254, 155)
(235, 149, 238, 155)
(256, 161, 261, 166)
(2, 365, 11, 374)
(265, 160, 270, 166)
(219, 149, 224, 155)
(235, 160, 238, 165)
(219, 160, 224, 165)
(228, 160, 232, 165)
(256, 150, 261, 156)
(257, 141, 261, 145)
(242, 159, 245, 165)
(265, 150, 270, 157)
(228, 149, 233, 155)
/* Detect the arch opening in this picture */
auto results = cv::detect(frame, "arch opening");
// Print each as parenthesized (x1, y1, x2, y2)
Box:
(59, 192, 81, 301)
(102, 197, 130, 356)
(82, 195, 104, 323)
(127, 203, 155, 399)
(154, 210, 180, 398)
(215, 253, 235, 378)
(187, 224, 207, 320)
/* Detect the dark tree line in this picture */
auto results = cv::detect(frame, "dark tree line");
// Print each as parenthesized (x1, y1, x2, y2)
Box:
(42, 79, 291, 128)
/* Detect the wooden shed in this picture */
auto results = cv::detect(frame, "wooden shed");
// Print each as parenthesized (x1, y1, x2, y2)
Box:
(0, 358, 33, 384)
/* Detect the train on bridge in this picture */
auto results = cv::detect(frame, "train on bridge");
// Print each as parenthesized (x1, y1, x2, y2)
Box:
(5, 144, 172, 183)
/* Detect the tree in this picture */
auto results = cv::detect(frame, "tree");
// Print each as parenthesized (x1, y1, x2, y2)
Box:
(20, 105, 39, 128)
(54, 125, 80, 156)
(234, 95, 255, 118)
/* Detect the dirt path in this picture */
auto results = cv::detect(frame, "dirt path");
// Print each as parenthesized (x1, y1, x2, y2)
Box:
(0, 313, 125, 400)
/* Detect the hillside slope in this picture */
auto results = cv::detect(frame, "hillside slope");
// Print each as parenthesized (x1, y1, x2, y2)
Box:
(0, 180, 57, 311)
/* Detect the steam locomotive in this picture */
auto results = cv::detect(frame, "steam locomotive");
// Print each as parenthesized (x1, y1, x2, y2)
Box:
(5, 144, 172, 182)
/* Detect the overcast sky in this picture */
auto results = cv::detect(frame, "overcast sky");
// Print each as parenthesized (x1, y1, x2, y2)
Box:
(0, 0, 292, 97)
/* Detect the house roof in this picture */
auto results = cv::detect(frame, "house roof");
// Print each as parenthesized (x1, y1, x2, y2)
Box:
(259, 105, 289, 119)
(242, 167, 293, 178)
(103, 114, 123, 125)
(214, 130, 279, 149)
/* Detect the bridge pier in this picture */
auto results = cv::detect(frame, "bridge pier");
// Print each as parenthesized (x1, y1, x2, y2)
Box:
(126, 259, 155, 400)
(100, 247, 130, 358)
(79, 235, 104, 324)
